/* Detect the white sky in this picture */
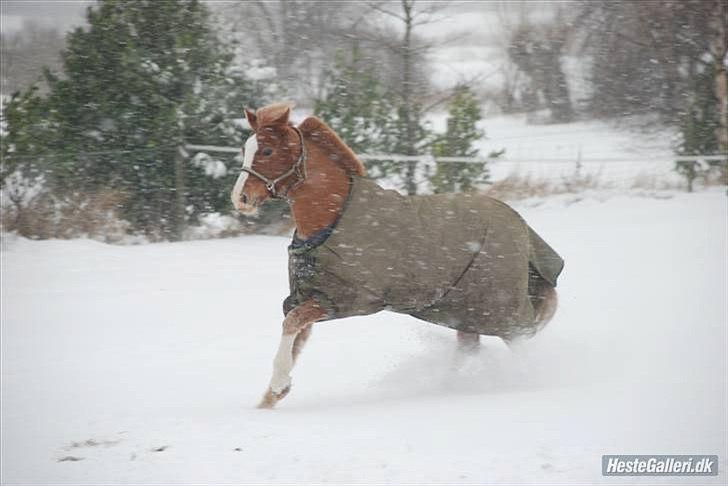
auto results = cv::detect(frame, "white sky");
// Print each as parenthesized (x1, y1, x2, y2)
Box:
(0, 1, 523, 37)
(1, 1, 92, 35)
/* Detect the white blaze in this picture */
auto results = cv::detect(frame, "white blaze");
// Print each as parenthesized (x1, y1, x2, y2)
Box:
(230, 135, 258, 208)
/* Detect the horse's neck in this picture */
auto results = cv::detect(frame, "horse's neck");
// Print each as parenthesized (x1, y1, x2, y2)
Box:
(288, 150, 350, 240)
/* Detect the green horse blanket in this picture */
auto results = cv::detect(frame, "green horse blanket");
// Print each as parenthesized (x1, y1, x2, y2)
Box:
(284, 176, 564, 339)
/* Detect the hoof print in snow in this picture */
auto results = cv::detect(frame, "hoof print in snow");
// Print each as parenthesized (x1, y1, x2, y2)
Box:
(152, 445, 169, 452)
(68, 438, 120, 449)
(58, 456, 84, 462)
(72, 439, 100, 448)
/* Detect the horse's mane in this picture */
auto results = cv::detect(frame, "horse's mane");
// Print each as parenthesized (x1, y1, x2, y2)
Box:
(298, 117, 366, 177)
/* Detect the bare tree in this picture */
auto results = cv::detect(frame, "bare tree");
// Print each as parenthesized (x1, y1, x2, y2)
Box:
(502, 5, 575, 123)
(575, 0, 724, 124)
(711, 0, 728, 152)
(363, 0, 449, 194)
(215, 1, 368, 105)
(485, 2, 532, 114)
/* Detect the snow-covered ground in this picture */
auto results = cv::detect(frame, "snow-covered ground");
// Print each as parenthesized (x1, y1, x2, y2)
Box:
(2, 188, 725, 484)
(476, 114, 678, 184)
(427, 112, 681, 189)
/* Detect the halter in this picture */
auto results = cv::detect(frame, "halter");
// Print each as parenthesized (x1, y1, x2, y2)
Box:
(240, 126, 307, 199)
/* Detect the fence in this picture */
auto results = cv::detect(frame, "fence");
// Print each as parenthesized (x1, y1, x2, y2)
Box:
(185, 143, 727, 189)
(184, 144, 727, 165)
(6, 143, 723, 188)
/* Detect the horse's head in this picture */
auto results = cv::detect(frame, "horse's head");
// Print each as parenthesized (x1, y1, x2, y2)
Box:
(231, 103, 303, 214)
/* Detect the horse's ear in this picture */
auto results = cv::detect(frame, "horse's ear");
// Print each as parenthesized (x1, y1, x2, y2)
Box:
(244, 107, 258, 131)
(266, 103, 291, 126)
(255, 102, 294, 128)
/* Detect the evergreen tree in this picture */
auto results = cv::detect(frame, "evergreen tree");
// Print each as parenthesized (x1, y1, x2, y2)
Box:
(315, 47, 398, 181)
(1, 86, 54, 185)
(314, 46, 432, 189)
(430, 86, 488, 193)
(1, 0, 264, 240)
(675, 63, 722, 192)
(315, 48, 395, 153)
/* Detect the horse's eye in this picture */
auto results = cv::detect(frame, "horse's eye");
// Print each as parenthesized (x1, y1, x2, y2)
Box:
(261, 147, 273, 156)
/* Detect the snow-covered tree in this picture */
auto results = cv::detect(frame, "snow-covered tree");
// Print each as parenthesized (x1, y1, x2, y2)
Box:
(675, 63, 723, 192)
(1, 0, 267, 240)
(314, 47, 415, 183)
(315, 48, 394, 154)
(430, 86, 489, 193)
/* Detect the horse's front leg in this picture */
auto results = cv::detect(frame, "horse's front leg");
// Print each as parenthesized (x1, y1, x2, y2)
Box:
(258, 299, 325, 409)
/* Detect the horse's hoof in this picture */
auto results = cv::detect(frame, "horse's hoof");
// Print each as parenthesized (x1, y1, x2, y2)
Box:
(457, 342, 480, 355)
(256, 397, 275, 409)
(257, 385, 291, 409)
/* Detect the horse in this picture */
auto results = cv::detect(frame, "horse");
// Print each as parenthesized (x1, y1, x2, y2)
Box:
(231, 102, 564, 409)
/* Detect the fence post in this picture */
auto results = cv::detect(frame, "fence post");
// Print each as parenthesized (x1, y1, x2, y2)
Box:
(174, 145, 187, 240)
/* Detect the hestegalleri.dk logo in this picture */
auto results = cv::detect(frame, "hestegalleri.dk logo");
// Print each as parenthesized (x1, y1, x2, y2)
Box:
(602, 455, 719, 476)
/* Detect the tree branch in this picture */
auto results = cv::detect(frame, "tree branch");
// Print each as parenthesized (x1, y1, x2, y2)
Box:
(422, 68, 500, 113)
(366, 2, 407, 22)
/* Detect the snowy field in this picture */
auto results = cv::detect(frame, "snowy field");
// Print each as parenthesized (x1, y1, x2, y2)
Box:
(2, 188, 725, 484)
(475, 114, 679, 185)
(415, 112, 682, 191)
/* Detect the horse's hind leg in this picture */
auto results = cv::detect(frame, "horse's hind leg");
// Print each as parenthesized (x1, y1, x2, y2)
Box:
(258, 300, 325, 409)
(457, 330, 480, 353)
(502, 282, 558, 349)
(526, 264, 559, 333)
(532, 285, 558, 330)
(503, 284, 559, 349)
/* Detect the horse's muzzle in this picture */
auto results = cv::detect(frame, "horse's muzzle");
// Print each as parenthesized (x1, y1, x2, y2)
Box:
(234, 198, 260, 215)
(233, 193, 260, 216)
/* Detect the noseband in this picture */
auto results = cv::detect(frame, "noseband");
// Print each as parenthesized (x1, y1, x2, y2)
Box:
(240, 126, 307, 199)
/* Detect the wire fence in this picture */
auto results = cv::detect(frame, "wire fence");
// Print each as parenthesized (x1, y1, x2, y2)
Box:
(185, 144, 726, 186)
(183, 143, 727, 165)
(181, 144, 726, 191)
(4, 143, 725, 189)
(4, 142, 724, 165)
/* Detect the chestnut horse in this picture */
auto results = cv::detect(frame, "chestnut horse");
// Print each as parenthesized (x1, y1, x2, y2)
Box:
(231, 103, 560, 409)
